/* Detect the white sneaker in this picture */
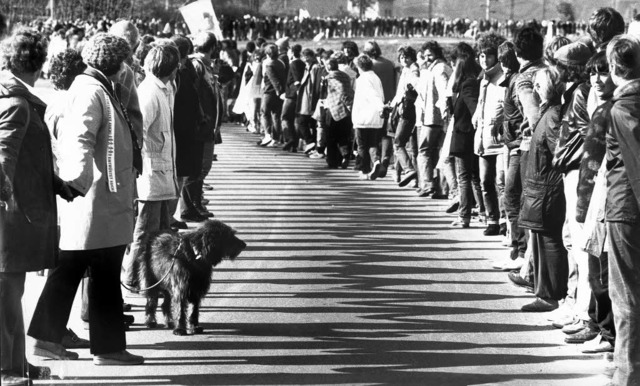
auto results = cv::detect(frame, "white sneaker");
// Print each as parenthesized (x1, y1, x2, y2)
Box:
(491, 256, 524, 271)
(303, 142, 316, 154)
(308, 150, 325, 159)
(501, 256, 525, 271)
(358, 171, 369, 180)
(259, 135, 273, 146)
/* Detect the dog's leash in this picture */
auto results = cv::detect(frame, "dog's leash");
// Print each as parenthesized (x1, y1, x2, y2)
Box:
(120, 239, 183, 293)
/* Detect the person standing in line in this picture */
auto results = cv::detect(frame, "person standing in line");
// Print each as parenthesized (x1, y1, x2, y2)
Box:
(28, 33, 144, 366)
(125, 44, 180, 282)
(447, 42, 482, 229)
(392, 45, 420, 187)
(282, 44, 305, 152)
(364, 40, 396, 178)
(171, 36, 208, 223)
(492, 41, 525, 271)
(0, 27, 67, 386)
(321, 53, 354, 168)
(604, 34, 640, 386)
(189, 31, 218, 219)
(472, 32, 507, 236)
(295, 48, 324, 153)
(415, 41, 452, 197)
(257, 44, 286, 148)
(352, 54, 385, 181)
(518, 67, 568, 313)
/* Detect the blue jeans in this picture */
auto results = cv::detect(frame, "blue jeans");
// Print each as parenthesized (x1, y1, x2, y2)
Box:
(455, 153, 483, 221)
(394, 117, 416, 172)
(260, 93, 283, 140)
(122, 200, 172, 286)
(504, 152, 527, 259)
(608, 221, 640, 385)
(417, 125, 443, 190)
(479, 155, 500, 225)
(355, 128, 381, 173)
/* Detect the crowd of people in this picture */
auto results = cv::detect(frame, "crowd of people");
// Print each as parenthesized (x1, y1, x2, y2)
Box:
(13, 12, 591, 48)
(2, 4, 640, 386)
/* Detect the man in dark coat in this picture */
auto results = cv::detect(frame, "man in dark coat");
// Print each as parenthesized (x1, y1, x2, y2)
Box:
(258, 44, 287, 147)
(281, 44, 305, 151)
(171, 36, 207, 222)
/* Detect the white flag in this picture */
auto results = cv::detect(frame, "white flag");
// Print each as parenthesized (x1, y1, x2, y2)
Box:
(179, 0, 223, 40)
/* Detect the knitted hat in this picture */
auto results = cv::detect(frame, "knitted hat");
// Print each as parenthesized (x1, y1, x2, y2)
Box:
(553, 41, 593, 67)
(81, 33, 130, 76)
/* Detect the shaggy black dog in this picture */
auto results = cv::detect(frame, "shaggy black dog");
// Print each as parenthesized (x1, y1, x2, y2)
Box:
(137, 220, 246, 335)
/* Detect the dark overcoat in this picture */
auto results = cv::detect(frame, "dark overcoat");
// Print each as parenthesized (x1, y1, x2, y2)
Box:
(0, 72, 58, 272)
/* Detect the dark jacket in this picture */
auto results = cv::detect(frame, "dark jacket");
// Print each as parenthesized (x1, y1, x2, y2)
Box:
(262, 57, 287, 96)
(519, 101, 566, 232)
(0, 72, 58, 272)
(285, 58, 305, 99)
(190, 54, 221, 141)
(500, 70, 524, 150)
(174, 60, 205, 177)
(448, 77, 479, 157)
(371, 56, 397, 103)
(606, 79, 640, 224)
(576, 94, 612, 223)
(553, 81, 590, 173)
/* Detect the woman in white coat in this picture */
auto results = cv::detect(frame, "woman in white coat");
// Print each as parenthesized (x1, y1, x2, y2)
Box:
(28, 33, 144, 366)
(352, 54, 385, 180)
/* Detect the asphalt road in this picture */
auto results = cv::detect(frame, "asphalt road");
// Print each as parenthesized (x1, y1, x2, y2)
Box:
(22, 123, 611, 386)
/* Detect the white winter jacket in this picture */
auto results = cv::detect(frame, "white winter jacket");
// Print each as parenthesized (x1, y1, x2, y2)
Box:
(351, 71, 385, 129)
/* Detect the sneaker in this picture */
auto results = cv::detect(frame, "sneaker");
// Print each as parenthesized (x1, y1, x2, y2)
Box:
(417, 188, 435, 197)
(565, 324, 599, 343)
(282, 140, 296, 151)
(521, 297, 559, 312)
(340, 155, 350, 169)
(170, 220, 188, 230)
(562, 319, 589, 335)
(551, 313, 577, 329)
(484, 224, 500, 236)
(202, 183, 214, 191)
(181, 212, 207, 223)
(508, 270, 534, 293)
(93, 350, 144, 366)
(450, 219, 470, 228)
(32, 339, 79, 360)
(258, 135, 273, 146)
(1, 372, 31, 386)
(379, 159, 389, 178)
(398, 170, 417, 187)
(266, 140, 281, 147)
(368, 161, 382, 180)
(445, 201, 460, 214)
(303, 142, 316, 154)
(61, 328, 90, 349)
(492, 256, 525, 271)
(499, 223, 507, 236)
(201, 198, 210, 205)
(358, 171, 370, 180)
(581, 334, 614, 353)
(308, 150, 325, 159)
(478, 213, 486, 224)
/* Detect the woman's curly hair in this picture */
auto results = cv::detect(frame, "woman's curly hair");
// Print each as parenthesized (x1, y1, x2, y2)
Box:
(1, 28, 48, 74)
(476, 32, 506, 57)
(49, 49, 87, 90)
